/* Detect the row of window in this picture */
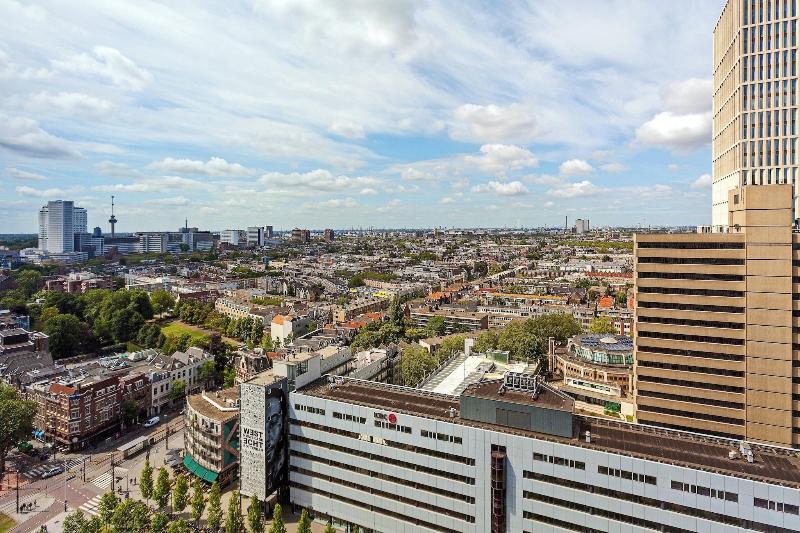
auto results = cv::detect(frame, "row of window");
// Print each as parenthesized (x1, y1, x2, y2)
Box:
(289, 481, 462, 533)
(742, 51, 798, 84)
(533, 453, 585, 470)
(742, 20, 797, 53)
(597, 465, 656, 485)
(741, 136, 798, 169)
(636, 242, 744, 250)
(290, 433, 476, 485)
(636, 343, 745, 362)
(292, 449, 475, 505)
(637, 359, 745, 378)
(754, 497, 800, 514)
(294, 404, 325, 416)
(637, 330, 744, 346)
(638, 286, 744, 298)
(637, 256, 744, 266)
(523, 492, 693, 533)
(671, 481, 739, 502)
(637, 418, 744, 440)
(638, 404, 745, 427)
(524, 469, 794, 533)
(637, 315, 745, 330)
(332, 412, 366, 424)
(743, 109, 797, 142)
(637, 389, 745, 410)
(420, 429, 462, 444)
(742, 0, 797, 25)
(374, 420, 412, 433)
(637, 271, 744, 282)
(637, 374, 745, 394)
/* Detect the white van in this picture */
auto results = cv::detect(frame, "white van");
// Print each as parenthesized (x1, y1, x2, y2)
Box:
(143, 416, 160, 428)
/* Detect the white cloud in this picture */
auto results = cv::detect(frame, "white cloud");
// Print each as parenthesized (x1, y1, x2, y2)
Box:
(6, 167, 46, 181)
(690, 173, 712, 189)
(523, 174, 562, 186)
(472, 180, 529, 196)
(440, 196, 456, 204)
(145, 196, 191, 206)
(547, 180, 605, 198)
(92, 176, 211, 193)
(359, 187, 378, 195)
(376, 198, 402, 212)
(329, 120, 366, 139)
(559, 159, 594, 177)
(259, 169, 379, 191)
(0, 115, 80, 158)
(15, 185, 82, 198)
(667, 163, 680, 172)
(148, 157, 254, 177)
(465, 144, 538, 176)
(52, 46, 153, 91)
(95, 161, 145, 179)
(600, 162, 628, 173)
(662, 78, 711, 114)
(635, 111, 711, 151)
(24, 91, 112, 116)
(543, 201, 555, 208)
(451, 103, 538, 143)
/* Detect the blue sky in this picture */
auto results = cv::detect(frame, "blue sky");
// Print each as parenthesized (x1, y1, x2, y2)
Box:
(0, 0, 723, 232)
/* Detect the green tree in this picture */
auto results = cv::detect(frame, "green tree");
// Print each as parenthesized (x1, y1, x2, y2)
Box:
(149, 512, 169, 533)
(166, 519, 190, 533)
(169, 379, 187, 402)
(267, 503, 286, 533)
(223, 367, 236, 388)
(425, 316, 447, 337)
(14, 270, 42, 296)
(437, 334, 466, 362)
(207, 482, 223, 532)
(153, 467, 171, 508)
(121, 399, 140, 428)
(324, 520, 336, 533)
(190, 477, 206, 525)
(173, 472, 189, 513)
(44, 313, 91, 359)
(0, 384, 37, 475)
(199, 360, 217, 388)
(296, 509, 312, 533)
(86, 516, 103, 532)
(247, 494, 263, 533)
(473, 260, 488, 278)
(39, 305, 60, 325)
(62, 509, 87, 533)
(111, 499, 150, 532)
(140, 459, 154, 501)
(150, 290, 176, 315)
(224, 491, 244, 533)
(398, 344, 437, 386)
(98, 491, 119, 523)
(589, 315, 616, 334)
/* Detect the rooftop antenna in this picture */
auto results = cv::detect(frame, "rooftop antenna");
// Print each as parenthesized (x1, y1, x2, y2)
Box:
(108, 195, 118, 239)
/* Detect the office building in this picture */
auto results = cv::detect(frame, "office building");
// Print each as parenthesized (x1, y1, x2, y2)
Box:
(247, 226, 265, 247)
(265, 225, 274, 239)
(634, 184, 798, 448)
(275, 373, 800, 533)
(324, 228, 334, 242)
(712, 0, 800, 228)
(221, 229, 246, 246)
(291, 228, 311, 243)
(574, 218, 589, 234)
(38, 200, 76, 253)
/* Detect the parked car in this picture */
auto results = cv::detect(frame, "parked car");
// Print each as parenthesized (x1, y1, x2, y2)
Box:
(143, 416, 160, 428)
(41, 465, 64, 479)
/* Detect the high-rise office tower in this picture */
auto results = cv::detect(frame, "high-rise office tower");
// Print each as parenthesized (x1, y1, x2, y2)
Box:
(38, 200, 77, 253)
(712, 0, 800, 229)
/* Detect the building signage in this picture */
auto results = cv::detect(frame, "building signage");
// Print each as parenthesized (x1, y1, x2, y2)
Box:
(242, 427, 264, 452)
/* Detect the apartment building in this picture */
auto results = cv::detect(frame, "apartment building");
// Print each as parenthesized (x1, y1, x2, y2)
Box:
(184, 387, 240, 486)
(712, 0, 800, 228)
(280, 375, 800, 533)
(634, 185, 798, 448)
(409, 307, 489, 333)
(148, 347, 213, 415)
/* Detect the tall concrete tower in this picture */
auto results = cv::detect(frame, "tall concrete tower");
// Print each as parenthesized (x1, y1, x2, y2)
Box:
(108, 195, 118, 239)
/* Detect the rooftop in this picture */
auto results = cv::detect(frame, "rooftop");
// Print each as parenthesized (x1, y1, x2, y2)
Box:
(187, 388, 240, 421)
(298, 377, 800, 488)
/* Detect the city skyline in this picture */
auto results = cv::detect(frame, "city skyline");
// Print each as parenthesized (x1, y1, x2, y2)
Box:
(0, 0, 724, 232)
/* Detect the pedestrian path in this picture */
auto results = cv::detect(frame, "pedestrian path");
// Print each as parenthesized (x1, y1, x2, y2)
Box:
(90, 467, 128, 491)
(79, 495, 102, 517)
(24, 458, 82, 480)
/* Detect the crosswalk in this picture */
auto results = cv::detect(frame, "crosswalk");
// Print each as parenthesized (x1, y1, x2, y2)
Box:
(91, 467, 128, 490)
(79, 495, 102, 517)
(24, 458, 82, 480)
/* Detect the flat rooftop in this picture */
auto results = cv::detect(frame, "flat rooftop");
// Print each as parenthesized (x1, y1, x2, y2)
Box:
(187, 388, 239, 421)
(299, 377, 800, 488)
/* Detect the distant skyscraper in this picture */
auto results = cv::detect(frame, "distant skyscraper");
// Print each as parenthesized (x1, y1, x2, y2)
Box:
(265, 225, 274, 239)
(38, 200, 79, 253)
(712, 0, 800, 228)
(324, 228, 335, 242)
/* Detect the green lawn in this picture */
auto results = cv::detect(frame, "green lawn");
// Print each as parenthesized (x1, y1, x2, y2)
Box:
(0, 513, 15, 533)
(160, 322, 210, 343)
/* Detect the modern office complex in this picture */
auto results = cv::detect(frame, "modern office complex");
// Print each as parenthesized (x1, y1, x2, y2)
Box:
(285, 375, 800, 533)
(712, 0, 800, 228)
(38, 200, 78, 253)
(635, 185, 798, 447)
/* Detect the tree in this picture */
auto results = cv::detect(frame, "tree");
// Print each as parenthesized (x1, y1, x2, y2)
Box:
(473, 260, 488, 278)
(199, 360, 217, 389)
(166, 520, 190, 533)
(150, 290, 176, 315)
(425, 316, 447, 337)
(39, 305, 60, 325)
(190, 477, 206, 525)
(207, 482, 223, 532)
(437, 334, 466, 362)
(247, 494, 263, 533)
(267, 503, 286, 533)
(43, 313, 91, 359)
(14, 270, 42, 297)
(153, 467, 171, 509)
(140, 459, 154, 501)
(169, 380, 187, 402)
(297, 509, 312, 533)
(225, 491, 244, 533)
(398, 345, 437, 386)
(0, 385, 37, 475)
(98, 491, 119, 523)
(324, 520, 336, 533)
(111, 499, 150, 532)
(121, 399, 140, 428)
(173, 472, 189, 514)
(589, 315, 616, 334)
(150, 512, 170, 533)
(62, 509, 87, 533)
(223, 367, 236, 388)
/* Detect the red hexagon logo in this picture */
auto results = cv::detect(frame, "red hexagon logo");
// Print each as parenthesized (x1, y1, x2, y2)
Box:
(388, 413, 397, 424)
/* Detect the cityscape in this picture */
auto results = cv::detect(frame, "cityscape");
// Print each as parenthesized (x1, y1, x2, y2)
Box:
(1, 1, 799, 533)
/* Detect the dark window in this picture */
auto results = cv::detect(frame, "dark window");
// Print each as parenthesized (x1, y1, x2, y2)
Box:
(637, 301, 744, 314)
(637, 271, 744, 282)
(637, 404, 744, 426)
(638, 287, 744, 298)
(637, 331, 744, 346)
(636, 344, 744, 361)
(637, 242, 744, 249)
(637, 374, 745, 393)
(637, 257, 744, 265)
(637, 359, 745, 377)
(637, 315, 744, 330)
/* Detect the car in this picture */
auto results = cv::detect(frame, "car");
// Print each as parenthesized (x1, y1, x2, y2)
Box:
(143, 416, 160, 428)
(41, 465, 64, 479)
(165, 456, 182, 468)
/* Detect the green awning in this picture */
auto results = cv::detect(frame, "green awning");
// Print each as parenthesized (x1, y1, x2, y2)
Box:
(183, 455, 218, 483)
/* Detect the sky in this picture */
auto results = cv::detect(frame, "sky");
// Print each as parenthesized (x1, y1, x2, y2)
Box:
(0, 0, 724, 232)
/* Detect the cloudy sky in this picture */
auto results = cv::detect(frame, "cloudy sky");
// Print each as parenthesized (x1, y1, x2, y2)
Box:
(0, 0, 723, 232)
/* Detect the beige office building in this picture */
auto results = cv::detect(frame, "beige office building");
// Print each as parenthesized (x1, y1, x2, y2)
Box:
(635, 185, 798, 448)
(712, 0, 800, 228)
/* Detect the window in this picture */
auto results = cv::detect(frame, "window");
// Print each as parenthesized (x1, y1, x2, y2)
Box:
(375, 420, 412, 433)
(294, 404, 325, 416)
(597, 465, 656, 485)
(420, 429, 462, 445)
(332, 412, 366, 424)
(533, 452, 585, 470)
(672, 481, 737, 502)
(754, 497, 800, 514)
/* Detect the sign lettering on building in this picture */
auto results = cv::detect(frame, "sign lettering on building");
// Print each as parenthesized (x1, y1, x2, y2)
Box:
(242, 427, 264, 452)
